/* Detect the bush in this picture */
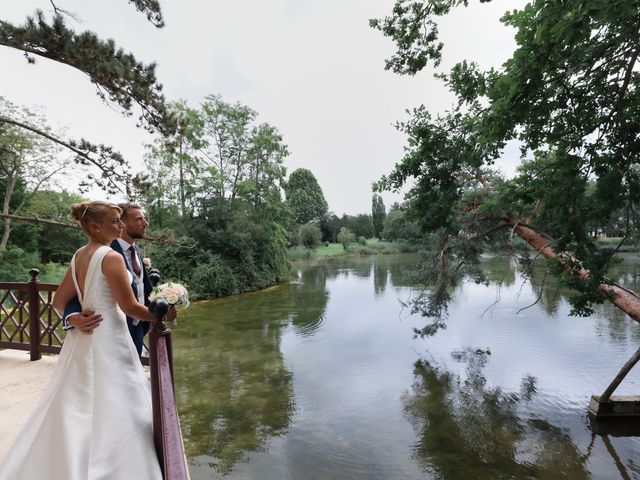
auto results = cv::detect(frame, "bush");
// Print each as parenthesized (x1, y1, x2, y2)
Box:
(0, 246, 39, 282)
(298, 223, 322, 248)
(37, 262, 68, 283)
(337, 227, 355, 249)
(357, 236, 367, 246)
(288, 245, 316, 261)
(189, 254, 239, 298)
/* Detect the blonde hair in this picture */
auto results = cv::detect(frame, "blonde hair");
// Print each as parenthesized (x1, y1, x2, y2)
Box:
(70, 200, 122, 235)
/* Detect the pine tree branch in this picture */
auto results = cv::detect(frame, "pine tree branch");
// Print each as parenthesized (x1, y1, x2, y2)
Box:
(0, 12, 174, 134)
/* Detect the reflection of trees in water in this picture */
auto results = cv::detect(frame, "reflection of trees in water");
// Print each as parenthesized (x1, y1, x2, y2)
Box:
(174, 271, 329, 474)
(373, 258, 388, 296)
(466, 255, 639, 341)
(388, 254, 422, 288)
(402, 349, 590, 479)
(481, 255, 518, 287)
(175, 302, 294, 474)
(289, 266, 330, 336)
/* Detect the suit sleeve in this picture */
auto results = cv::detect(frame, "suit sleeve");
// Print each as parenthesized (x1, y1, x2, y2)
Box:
(62, 296, 82, 330)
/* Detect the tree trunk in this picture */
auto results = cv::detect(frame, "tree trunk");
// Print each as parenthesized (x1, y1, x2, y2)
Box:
(1, 216, 10, 248)
(179, 137, 185, 216)
(504, 214, 640, 323)
(1, 174, 16, 249)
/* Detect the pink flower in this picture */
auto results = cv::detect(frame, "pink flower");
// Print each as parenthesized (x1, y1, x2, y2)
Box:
(142, 257, 151, 267)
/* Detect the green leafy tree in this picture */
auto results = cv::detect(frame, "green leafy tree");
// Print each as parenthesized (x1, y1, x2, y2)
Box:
(373, 0, 640, 326)
(342, 213, 374, 239)
(244, 123, 288, 210)
(383, 202, 421, 241)
(371, 193, 386, 239)
(201, 95, 257, 202)
(337, 227, 355, 250)
(320, 213, 341, 243)
(29, 190, 86, 263)
(284, 168, 328, 225)
(143, 100, 205, 216)
(298, 223, 322, 248)
(0, 98, 68, 249)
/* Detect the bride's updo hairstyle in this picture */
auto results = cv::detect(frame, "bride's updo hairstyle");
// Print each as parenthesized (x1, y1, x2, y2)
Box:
(71, 200, 122, 235)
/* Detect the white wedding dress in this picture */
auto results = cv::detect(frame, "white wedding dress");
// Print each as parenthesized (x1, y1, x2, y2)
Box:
(0, 246, 162, 480)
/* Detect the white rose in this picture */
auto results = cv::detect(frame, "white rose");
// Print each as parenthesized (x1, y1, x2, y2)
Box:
(142, 257, 151, 266)
(166, 293, 179, 304)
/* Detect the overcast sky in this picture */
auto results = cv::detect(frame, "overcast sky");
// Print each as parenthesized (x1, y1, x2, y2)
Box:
(0, 0, 527, 215)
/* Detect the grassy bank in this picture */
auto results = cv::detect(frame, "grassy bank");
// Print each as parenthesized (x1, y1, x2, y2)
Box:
(288, 239, 418, 261)
(595, 237, 639, 253)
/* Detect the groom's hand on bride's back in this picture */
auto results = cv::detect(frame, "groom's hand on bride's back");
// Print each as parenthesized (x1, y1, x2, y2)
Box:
(68, 310, 103, 334)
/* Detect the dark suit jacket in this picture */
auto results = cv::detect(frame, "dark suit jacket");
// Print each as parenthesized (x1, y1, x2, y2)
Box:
(63, 240, 152, 338)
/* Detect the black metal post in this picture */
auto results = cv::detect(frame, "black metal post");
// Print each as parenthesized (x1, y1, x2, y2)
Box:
(28, 268, 41, 361)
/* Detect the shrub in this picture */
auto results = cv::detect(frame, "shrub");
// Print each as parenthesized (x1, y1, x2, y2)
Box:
(298, 223, 322, 248)
(188, 253, 239, 298)
(288, 245, 315, 261)
(337, 227, 355, 249)
(0, 246, 39, 282)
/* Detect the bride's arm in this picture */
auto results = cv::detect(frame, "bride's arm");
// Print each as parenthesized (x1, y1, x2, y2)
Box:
(52, 267, 76, 316)
(103, 252, 156, 322)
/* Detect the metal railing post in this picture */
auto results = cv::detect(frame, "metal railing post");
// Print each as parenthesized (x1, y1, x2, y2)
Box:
(28, 268, 41, 361)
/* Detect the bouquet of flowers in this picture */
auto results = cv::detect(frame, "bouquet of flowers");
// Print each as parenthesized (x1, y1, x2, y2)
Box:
(149, 282, 190, 309)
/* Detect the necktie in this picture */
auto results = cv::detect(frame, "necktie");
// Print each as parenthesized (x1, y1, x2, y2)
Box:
(129, 245, 141, 277)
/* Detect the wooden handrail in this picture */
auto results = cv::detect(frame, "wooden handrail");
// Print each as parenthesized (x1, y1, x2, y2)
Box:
(149, 295, 189, 479)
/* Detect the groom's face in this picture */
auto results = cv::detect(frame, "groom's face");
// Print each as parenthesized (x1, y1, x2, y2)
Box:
(122, 208, 148, 240)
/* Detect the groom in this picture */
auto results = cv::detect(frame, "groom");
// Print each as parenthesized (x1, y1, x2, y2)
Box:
(63, 203, 175, 356)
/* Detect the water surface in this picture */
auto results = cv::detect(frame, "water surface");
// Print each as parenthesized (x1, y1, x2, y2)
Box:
(172, 254, 640, 479)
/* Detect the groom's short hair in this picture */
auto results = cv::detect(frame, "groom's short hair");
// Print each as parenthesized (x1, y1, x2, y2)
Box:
(118, 203, 142, 220)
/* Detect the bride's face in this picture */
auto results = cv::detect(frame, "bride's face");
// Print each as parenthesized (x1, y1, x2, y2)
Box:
(92, 209, 124, 243)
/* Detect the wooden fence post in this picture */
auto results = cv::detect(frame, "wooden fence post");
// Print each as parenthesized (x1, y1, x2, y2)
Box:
(28, 268, 41, 361)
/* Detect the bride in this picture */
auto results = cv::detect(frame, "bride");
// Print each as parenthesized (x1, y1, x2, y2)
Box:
(0, 200, 162, 480)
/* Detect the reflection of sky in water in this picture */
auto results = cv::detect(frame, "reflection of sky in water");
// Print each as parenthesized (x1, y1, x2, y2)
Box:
(178, 254, 640, 479)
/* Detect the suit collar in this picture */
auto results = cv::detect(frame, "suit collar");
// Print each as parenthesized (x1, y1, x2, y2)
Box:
(117, 237, 135, 251)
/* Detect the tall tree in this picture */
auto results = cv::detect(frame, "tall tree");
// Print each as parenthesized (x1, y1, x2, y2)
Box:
(0, 98, 67, 248)
(244, 123, 288, 210)
(371, 193, 386, 239)
(201, 95, 257, 202)
(284, 168, 328, 225)
(143, 100, 205, 216)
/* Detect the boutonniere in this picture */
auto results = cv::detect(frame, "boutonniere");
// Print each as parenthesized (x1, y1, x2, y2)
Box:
(142, 257, 151, 267)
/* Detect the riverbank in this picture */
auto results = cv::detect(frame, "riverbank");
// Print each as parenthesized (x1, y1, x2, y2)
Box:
(0, 349, 57, 458)
(288, 239, 417, 261)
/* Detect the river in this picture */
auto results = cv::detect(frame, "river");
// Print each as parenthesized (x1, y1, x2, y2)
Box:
(171, 253, 640, 479)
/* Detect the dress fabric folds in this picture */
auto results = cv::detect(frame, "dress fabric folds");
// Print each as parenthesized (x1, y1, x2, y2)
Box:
(0, 246, 162, 480)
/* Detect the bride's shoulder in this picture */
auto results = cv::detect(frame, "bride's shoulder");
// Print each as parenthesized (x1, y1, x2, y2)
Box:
(103, 249, 124, 263)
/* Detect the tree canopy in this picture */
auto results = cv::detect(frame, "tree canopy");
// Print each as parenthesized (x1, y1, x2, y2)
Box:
(284, 168, 328, 225)
(372, 0, 640, 327)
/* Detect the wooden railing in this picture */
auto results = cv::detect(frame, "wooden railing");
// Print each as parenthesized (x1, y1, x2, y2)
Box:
(0, 269, 188, 479)
(0, 269, 62, 359)
(148, 277, 189, 480)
